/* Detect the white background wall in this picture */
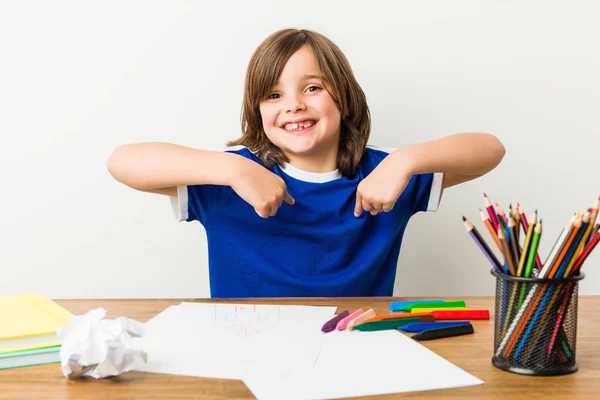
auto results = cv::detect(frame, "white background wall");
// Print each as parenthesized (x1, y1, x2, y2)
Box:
(1, 0, 599, 299)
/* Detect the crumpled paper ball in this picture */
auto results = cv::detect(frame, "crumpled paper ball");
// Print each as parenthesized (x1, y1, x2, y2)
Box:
(57, 307, 148, 379)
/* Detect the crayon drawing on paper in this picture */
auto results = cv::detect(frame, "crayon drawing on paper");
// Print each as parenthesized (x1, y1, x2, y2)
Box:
(214, 304, 281, 338)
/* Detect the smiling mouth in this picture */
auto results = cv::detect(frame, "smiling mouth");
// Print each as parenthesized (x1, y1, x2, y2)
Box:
(282, 120, 317, 132)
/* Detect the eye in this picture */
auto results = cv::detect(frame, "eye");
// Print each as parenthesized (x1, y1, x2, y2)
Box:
(267, 93, 281, 99)
(306, 85, 321, 93)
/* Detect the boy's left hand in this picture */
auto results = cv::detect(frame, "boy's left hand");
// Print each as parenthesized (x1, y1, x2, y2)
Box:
(354, 158, 412, 217)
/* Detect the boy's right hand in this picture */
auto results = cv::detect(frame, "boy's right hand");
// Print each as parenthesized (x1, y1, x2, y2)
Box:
(230, 160, 294, 218)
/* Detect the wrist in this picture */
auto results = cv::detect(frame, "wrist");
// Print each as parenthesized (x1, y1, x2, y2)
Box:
(221, 152, 254, 187)
(390, 145, 423, 176)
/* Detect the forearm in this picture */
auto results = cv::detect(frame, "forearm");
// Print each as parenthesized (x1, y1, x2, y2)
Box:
(107, 142, 244, 190)
(390, 133, 505, 176)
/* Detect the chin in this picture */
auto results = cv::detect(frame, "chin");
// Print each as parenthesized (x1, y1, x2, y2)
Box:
(270, 137, 315, 154)
(281, 146, 317, 157)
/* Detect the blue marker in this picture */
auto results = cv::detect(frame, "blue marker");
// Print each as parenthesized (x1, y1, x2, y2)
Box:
(389, 300, 443, 312)
(398, 321, 471, 333)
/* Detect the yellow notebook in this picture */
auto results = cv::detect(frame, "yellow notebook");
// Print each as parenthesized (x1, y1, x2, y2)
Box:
(0, 293, 73, 354)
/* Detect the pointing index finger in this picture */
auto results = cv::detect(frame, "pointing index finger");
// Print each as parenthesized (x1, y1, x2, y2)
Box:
(354, 192, 363, 217)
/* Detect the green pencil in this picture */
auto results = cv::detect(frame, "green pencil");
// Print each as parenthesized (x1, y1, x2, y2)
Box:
(518, 220, 543, 308)
(517, 210, 537, 276)
(524, 220, 542, 278)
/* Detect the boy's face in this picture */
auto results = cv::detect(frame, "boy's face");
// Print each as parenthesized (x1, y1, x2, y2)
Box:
(259, 46, 341, 172)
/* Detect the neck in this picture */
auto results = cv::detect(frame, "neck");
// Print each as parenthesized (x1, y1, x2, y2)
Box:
(285, 148, 338, 173)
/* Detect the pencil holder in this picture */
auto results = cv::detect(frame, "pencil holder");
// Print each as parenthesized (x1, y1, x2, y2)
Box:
(490, 269, 584, 376)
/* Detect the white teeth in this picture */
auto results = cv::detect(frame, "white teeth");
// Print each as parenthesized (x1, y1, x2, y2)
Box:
(283, 121, 315, 131)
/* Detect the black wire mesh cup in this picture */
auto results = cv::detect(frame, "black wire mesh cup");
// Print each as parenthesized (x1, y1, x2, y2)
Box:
(491, 269, 584, 376)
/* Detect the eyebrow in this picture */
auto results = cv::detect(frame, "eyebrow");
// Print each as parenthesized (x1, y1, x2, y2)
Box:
(303, 74, 324, 80)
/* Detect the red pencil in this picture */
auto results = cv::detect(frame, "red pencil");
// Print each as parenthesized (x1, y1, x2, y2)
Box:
(484, 193, 500, 232)
(518, 203, 529, 234)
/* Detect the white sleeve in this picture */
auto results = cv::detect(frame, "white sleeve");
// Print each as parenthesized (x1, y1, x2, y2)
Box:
(169, 185, 189, 222)
(426, 173, 444, 212)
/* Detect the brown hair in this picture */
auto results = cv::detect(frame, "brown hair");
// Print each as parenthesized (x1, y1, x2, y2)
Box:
(227, 28, 370, 178)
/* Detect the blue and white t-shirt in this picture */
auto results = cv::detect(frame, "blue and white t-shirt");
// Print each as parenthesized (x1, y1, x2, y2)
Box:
(170, 146, 443, 298)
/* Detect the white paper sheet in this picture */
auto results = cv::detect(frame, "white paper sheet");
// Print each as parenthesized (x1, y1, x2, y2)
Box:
(135, 302, 336, 380)
(243, 330, 484, 400)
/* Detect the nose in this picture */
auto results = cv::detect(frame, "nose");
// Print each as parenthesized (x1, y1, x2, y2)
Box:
(285, 95, 306, 113)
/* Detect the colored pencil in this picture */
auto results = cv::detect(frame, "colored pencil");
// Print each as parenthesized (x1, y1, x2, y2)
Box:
(524, 220, 542, 278)
(570, 230, 600, 276)
(517, 220, 543, 307)
(484, 193, 500, 232)
(517, 211, 537, 276)
(507, 217, 521, 271)
(463, 216, 503, 273)
(543, 215, 575, 270)
(516, 204, 543, 269)
(544, 210, 595, 357)
(592, 195, 600, 212)
(480, 208, 502, 254)
(584, 207, 599, 246)
(497, 283, 543, 357)
(513, 205, 521, 242)
(517, 203, 529, 236)
(547, 215, 582, 279)
(590, 223, 600, 245)
(495, 202, 507, 224)
(513, 284, 562, 359)
(498, 227, 517, 276)
(495, 203, 508, 233)
(555, 213, 588, 279)
(545, 282, 573, 361)
(563, 212, 594, 277)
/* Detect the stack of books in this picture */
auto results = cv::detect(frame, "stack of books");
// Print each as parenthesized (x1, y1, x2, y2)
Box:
(0, 293, 73, 369)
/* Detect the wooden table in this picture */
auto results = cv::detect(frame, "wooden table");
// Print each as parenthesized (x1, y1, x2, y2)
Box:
(1, 296, 600, 399)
